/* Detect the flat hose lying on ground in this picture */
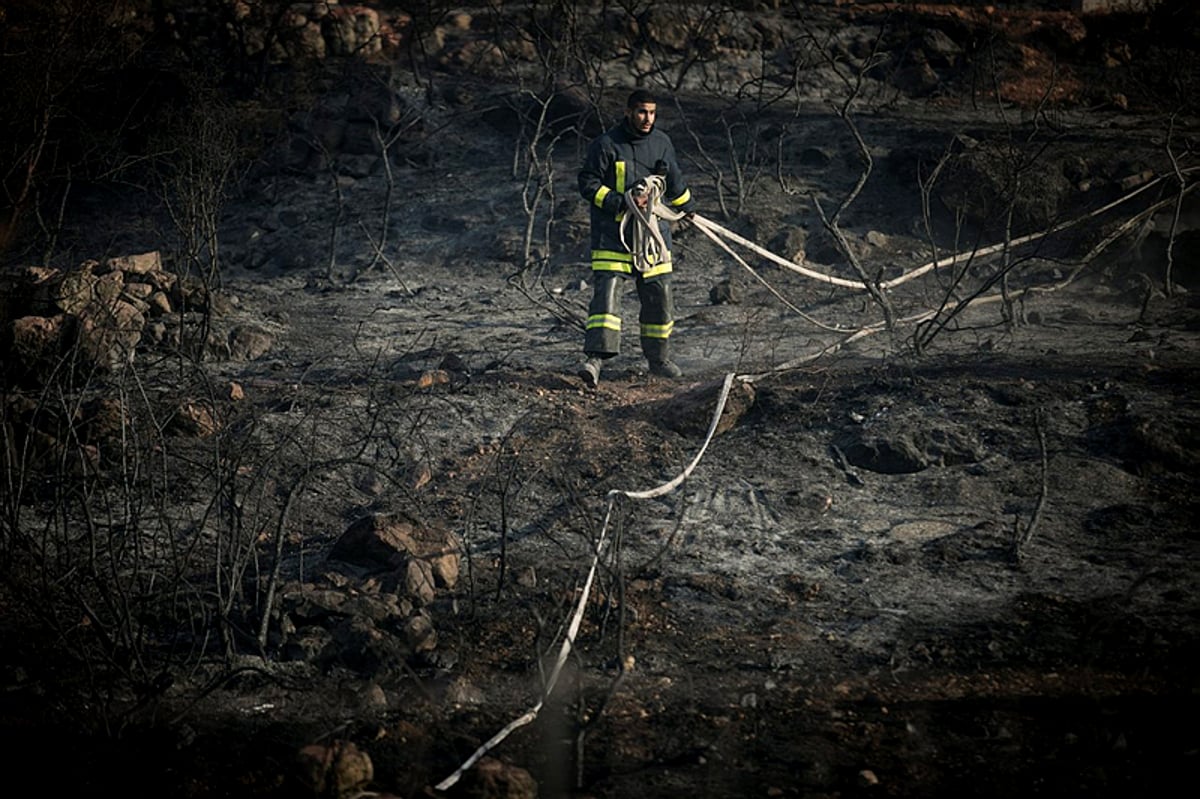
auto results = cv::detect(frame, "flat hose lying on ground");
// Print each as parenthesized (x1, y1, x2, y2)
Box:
(434, 374, 737, 791)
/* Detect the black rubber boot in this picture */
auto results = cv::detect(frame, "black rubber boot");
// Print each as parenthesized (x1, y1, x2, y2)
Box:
(578, 356, 603, 388)
(642, 338, 682, 379)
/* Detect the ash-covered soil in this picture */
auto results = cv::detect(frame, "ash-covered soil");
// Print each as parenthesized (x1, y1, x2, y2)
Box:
(2, 3, 1199, 798)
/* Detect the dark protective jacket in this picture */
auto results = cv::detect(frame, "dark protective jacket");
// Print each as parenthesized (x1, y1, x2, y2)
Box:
(578, 119, 693, 278)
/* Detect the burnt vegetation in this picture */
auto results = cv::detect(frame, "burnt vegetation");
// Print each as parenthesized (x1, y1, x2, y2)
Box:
(2, 2, 1199, 797)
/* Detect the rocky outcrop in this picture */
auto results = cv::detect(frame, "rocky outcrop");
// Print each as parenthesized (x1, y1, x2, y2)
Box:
(1, 253, 176, 386)
(273, 513, 461, 676)
(1, 251, 279, 381)
(0, 252, 270, 471)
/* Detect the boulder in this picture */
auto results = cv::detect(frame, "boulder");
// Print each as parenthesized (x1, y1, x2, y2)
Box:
(461, 757, 538, 799)
(8, 315, 66, 385)
(329, 513, 460, 591)
(295, 740, 374, 799)
(76, 298, 146, 367)
(228, 324, 274, 361)
(655, 378, 757, 438)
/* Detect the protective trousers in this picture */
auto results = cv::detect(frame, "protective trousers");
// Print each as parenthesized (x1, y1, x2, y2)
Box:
(584, 270, 675, 363)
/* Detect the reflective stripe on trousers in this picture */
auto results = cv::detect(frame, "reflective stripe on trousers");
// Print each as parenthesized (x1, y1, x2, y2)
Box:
(584, 269, 675, 358)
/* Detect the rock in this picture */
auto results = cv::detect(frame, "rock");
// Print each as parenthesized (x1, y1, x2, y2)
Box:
(865, 230, 889, 248)
(278, 209, 308, 228)
(122, 282, 153, 301)
(284, 586, 349, 622)
(803, 228, 850, 265)
(7, 315, 65, 385)
(295, 740, 374, 798)
(655, 378, 757, 437)
(1126, 415, 1198, 473)
(938, 141, 1074, 229)
(105, 251, 161, 275)
(330, 513, 460, 590)
(286, 20, 326, 60)
(708, 278, 742, 305)
(461, 757, 538, 799)
(148, 291, 173, 316)
(168, 399, 219, 438)
(514, 566, 537, 588)
(327, 616, 410, 674)
(893, 62, 941, 96)
(76, 298, 146, 367)
(94, 270, 126, 306)
(78, 396, 130, 448)
(446, 676, 485, 706)
(143, 319, 168, 346)
(360, 682, 389, 713)
(228, 324, 274, 361)
(325, 5, 382, 56)
(281, 626, 334, 662)
(135, 266, 177, 294)
(402, 611, 438, 653)
(54, 264, 103, 316)
(439, 351, 470, 375)
(404, 559, 436, 606)
(307, 115, 345, 152)
(169, 274, 212, 313)
(768, 226, 807, 266)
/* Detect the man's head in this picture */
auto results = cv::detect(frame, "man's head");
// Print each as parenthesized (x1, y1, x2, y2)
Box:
(624, 89, 657, 135)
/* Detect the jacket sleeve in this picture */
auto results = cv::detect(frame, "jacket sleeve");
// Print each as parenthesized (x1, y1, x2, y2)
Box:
(579, 137, 624, 216)
(662, 136, 694, 214)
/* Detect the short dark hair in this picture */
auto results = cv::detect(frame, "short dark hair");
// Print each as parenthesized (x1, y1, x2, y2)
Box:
(626, 89, 656, 109)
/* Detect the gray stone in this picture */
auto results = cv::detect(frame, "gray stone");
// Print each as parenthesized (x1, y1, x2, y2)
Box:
(228, 324, 274, 361)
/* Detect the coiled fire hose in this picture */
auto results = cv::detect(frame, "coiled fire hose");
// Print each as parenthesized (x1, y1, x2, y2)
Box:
(619, 174, 673, 272)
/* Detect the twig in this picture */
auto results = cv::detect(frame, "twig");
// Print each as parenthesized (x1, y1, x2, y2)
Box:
(1014, 407, 1049, 561)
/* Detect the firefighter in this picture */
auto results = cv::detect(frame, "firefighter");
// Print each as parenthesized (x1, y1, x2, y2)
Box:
(577, 88, 694, 387)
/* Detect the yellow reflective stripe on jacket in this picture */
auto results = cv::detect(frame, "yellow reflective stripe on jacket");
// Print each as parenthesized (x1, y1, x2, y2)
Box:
(640, 320, 674, 339)
(615, 161, 626, 193)
(586, 313, 621, 331)
(669, 188, 692, 207)
(593, 185, 611, 208)
(591, 249, 632, 273)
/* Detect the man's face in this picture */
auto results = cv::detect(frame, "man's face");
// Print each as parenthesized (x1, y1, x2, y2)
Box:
(626, 102, 657, 134)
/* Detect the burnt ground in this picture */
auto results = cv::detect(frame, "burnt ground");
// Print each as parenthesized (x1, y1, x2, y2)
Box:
(3, 3, 1200, 798)
(163, 217, 1200, 799)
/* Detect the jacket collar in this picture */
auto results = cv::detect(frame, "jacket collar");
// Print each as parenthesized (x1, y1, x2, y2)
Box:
(622, 118, 653, 140)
